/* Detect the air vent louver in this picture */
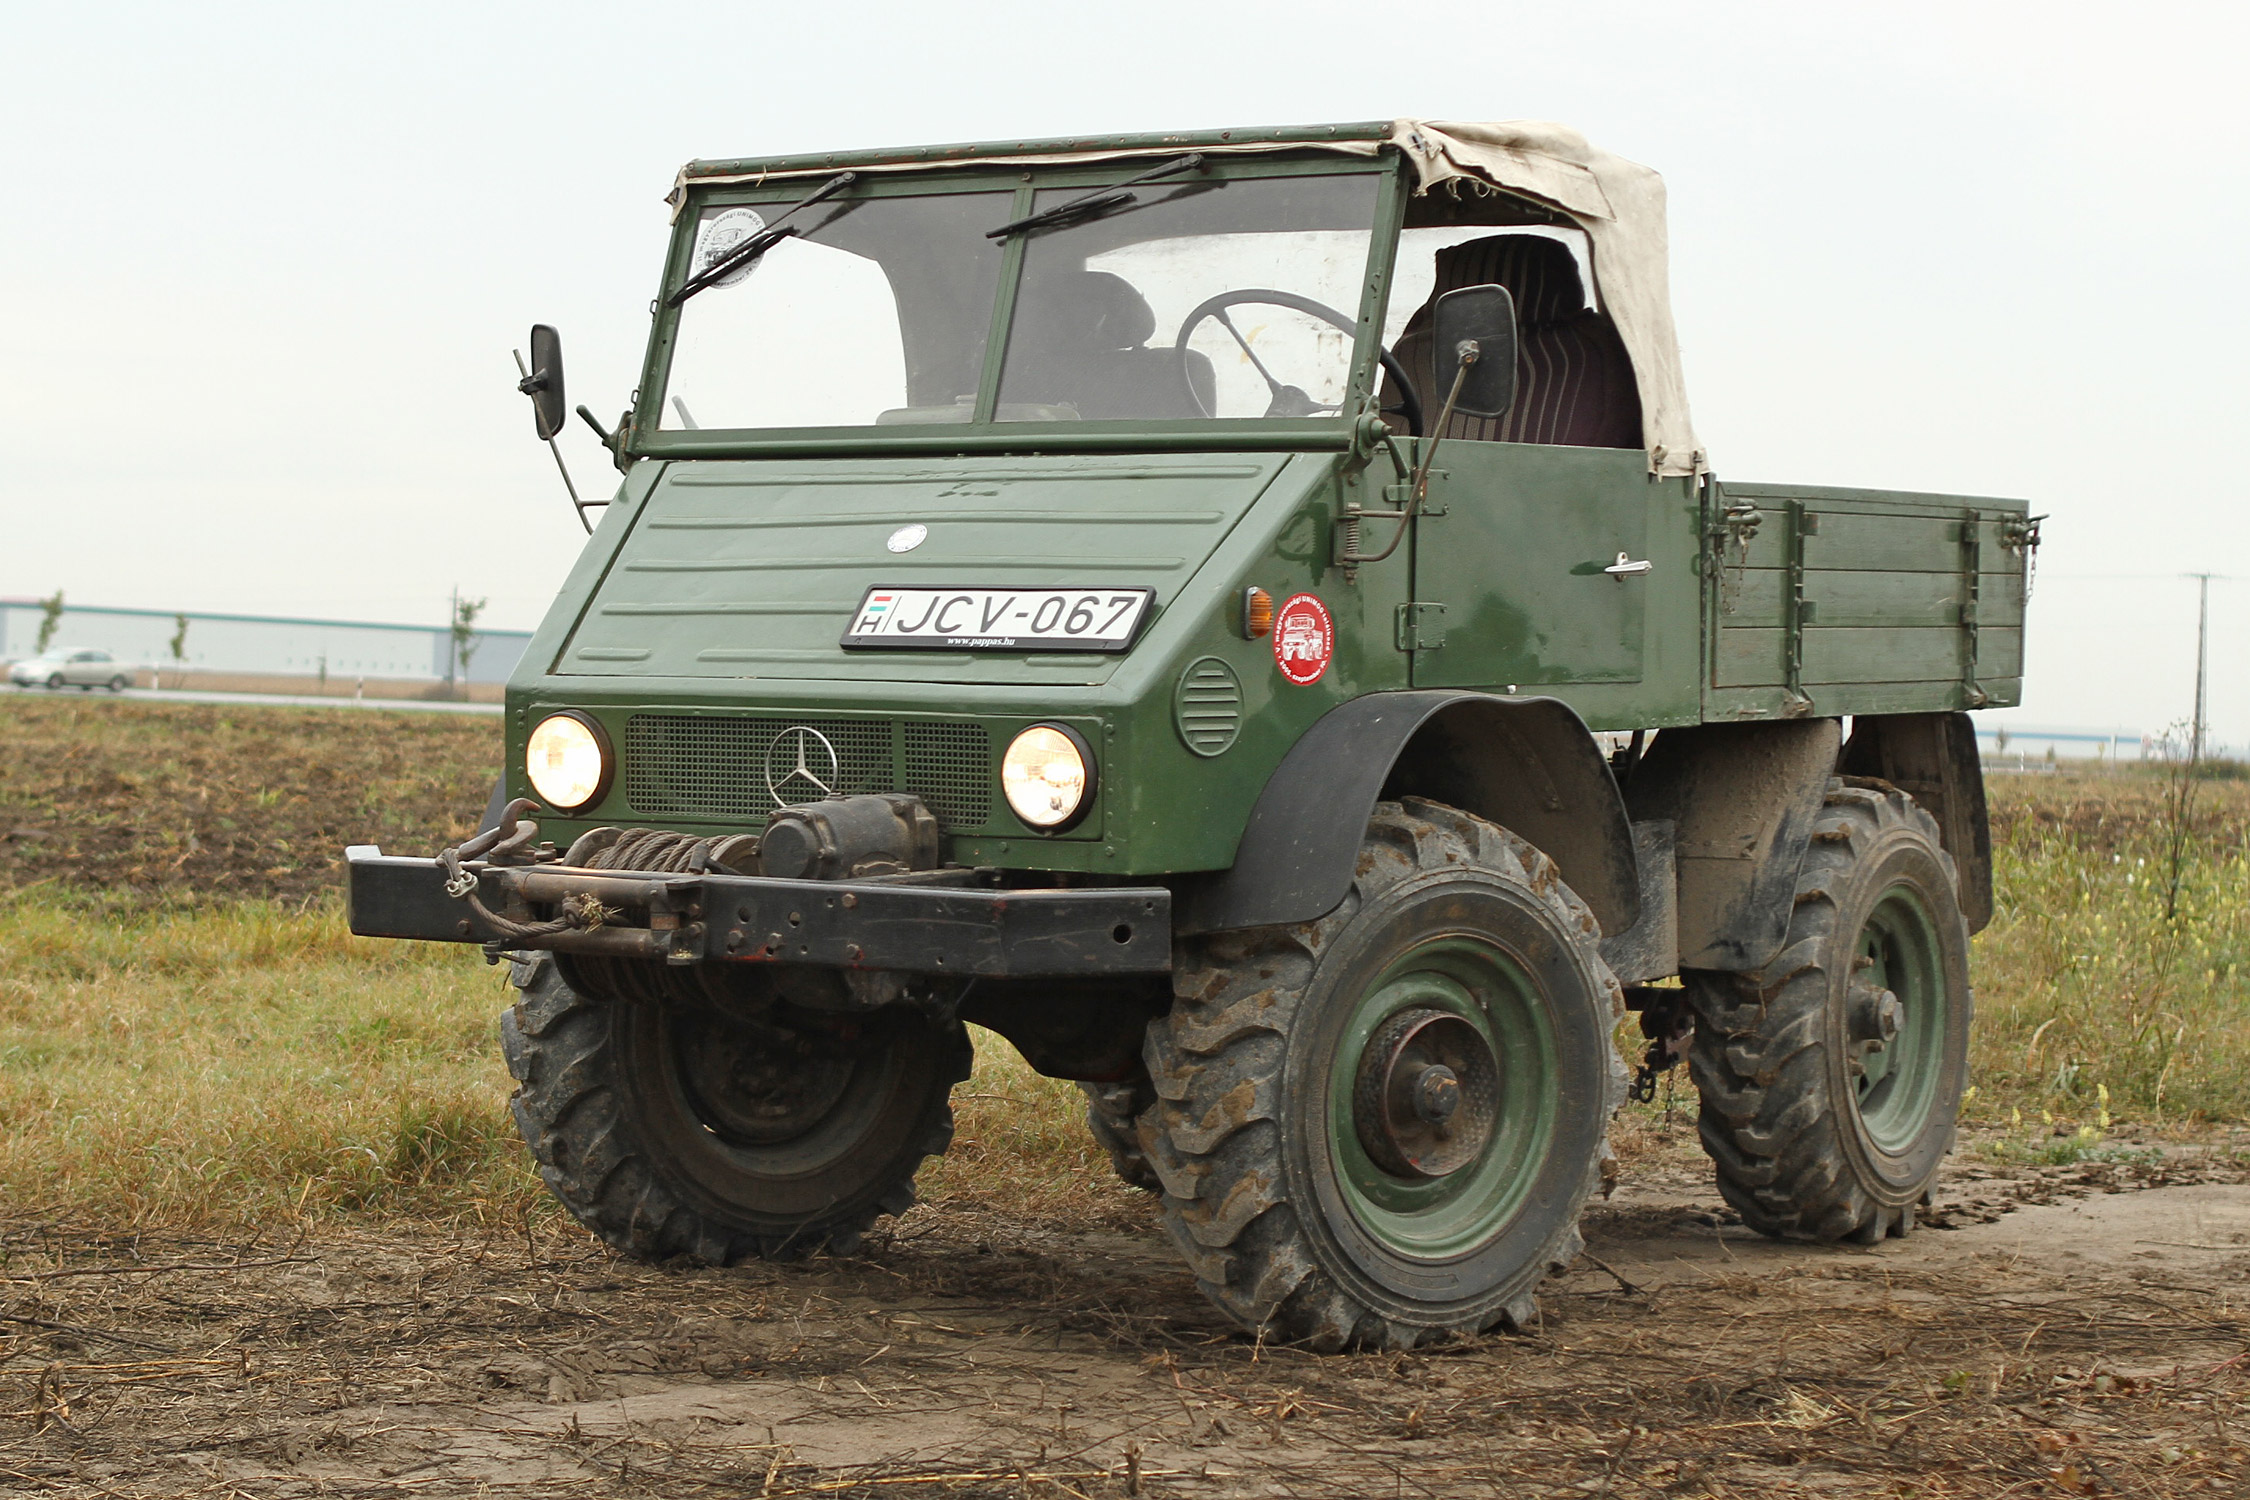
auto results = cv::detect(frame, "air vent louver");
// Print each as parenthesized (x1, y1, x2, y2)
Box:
(1174, 657, 1243, 757)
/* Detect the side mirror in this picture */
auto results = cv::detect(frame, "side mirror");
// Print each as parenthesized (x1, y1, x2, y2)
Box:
(519, 324, 566, 440)
(1430, 284, 1517, 419)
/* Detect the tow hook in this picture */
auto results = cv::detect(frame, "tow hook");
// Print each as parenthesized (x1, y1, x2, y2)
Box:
(1623, 986, 1696, 1104)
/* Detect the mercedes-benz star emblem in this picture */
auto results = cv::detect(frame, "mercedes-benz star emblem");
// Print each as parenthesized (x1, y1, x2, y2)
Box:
(764, 725, 841, 804)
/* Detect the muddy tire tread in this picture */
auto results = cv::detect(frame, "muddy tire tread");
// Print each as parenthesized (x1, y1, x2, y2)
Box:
(1684, 781, 1959, 1242)
(502, 955, 968, 1264)
(1079, 1078, 1161, 1191)
(1138, 799, 1625, 1350)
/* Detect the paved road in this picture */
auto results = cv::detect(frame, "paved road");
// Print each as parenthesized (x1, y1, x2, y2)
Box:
(4, 684, 501, 715)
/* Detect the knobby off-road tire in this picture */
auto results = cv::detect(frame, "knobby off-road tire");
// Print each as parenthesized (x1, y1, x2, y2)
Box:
(1684, 779, 1972, 1243)
(501, 954, 972, 1262)
(1079, 1078, 1161, 1191)
(1138, 799, 1627, 1350)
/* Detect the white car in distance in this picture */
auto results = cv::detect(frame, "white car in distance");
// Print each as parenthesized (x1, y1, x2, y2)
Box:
(8, 648, 133, 691)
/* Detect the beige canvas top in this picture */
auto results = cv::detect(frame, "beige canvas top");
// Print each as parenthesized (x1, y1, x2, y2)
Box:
(672, 120, 1704, 476)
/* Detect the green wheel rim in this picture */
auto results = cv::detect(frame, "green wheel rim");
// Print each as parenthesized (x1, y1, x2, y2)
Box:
(1852, 884, 1947, 1153)
(1325, 935, 1558, 1258)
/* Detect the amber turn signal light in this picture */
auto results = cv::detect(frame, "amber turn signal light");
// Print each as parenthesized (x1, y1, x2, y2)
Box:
(1242, 587, 1274, 639)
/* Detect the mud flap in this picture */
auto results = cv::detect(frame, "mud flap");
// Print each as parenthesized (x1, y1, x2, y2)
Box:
(1625, 718, 1840, 972)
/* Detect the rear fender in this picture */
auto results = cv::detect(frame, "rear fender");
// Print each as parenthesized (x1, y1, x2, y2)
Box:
(1839, 711, 1993, 933)
(1624, 719, 1841, 971)
(1178, 692, 1639, 936)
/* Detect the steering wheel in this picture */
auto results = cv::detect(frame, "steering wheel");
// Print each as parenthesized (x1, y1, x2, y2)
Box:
(1174, 288, 1423, 436)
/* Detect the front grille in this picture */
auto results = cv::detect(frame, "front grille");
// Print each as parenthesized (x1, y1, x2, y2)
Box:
(900, 721, 993, 827)
(623, 715, 991, 828)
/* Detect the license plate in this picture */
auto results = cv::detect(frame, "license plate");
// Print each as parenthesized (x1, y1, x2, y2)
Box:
(841, 587, 1154, 651)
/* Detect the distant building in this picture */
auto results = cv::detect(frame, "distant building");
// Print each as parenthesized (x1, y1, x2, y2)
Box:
(0, 600, 532, 686)
(1973, 724, 2149, 764)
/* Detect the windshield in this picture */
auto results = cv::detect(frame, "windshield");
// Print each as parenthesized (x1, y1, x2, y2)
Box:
(655, 167, 1383, 434)
(661, 189, 1010, 430)
(996, 171, 1380, 423)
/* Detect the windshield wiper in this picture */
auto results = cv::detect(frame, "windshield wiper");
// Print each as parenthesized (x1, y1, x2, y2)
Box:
(667, 170, 857, 308)
(984, 153, 1204, 240)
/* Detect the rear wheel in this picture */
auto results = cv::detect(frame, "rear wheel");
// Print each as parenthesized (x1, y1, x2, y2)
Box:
(1138, 800, 1624, 1349)
(1684, 780, 1971, 1242)
(107, 675, 128, 692)
(502, 954, 971, 1261)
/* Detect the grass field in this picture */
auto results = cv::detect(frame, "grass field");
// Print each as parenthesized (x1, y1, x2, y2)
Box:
(1, 694, 2245, 1231)
(1970, 765, 2250, 1126)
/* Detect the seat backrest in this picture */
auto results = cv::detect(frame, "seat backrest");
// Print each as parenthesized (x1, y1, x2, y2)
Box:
(1000, 270, 1211, 419)
(1389, 236, 1642, 448)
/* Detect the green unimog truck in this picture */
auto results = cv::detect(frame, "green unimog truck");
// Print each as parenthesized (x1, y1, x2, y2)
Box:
(346, 119, 2037, 1349)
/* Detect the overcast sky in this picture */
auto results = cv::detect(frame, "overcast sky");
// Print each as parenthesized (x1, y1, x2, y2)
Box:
(3, 1, 2244, 747)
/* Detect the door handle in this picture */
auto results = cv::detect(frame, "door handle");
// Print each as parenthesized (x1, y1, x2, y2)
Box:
(1604, 551, 1653, 577)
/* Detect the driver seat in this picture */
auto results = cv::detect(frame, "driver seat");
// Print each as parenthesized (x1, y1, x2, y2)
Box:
(1001, 271, 1215, 420)
(1384, 236, 1641, 448)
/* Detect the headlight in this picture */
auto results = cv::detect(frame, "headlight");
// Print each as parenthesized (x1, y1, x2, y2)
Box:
(1001, 724, 1094, 831)
(525, 712, 611, 813)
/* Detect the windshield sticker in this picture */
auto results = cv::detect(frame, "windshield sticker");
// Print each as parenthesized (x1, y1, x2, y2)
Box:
(1273, 593, 1333, 685)
(693, 208, 768, 289)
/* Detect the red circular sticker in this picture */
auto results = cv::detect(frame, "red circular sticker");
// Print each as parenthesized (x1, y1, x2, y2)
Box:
(1272, 593, 1334, 685)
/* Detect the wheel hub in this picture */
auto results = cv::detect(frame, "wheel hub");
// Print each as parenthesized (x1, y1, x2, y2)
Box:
(1411, 1064, 1462, 1125)
(671, 1009, 859, 1147)
(1353, 1008, 1499, 1179)
(1847, 977, 1904, 1047)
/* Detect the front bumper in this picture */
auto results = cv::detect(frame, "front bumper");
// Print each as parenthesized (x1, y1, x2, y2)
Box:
(344, 848, 1170, 977)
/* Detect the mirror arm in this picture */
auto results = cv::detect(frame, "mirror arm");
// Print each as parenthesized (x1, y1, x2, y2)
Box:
(1333, 346, 1478, 581)
(576, 404, 633, 481)
(515, 348, 593, 535)
(1410, 342, 1479, 504)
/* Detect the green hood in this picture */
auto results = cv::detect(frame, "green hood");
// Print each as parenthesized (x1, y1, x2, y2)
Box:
(559, 453, 1292, 685)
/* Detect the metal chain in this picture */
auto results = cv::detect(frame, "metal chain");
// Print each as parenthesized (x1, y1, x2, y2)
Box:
(2001, 513, 2047, 600)
(1708, 499, 1763, 615)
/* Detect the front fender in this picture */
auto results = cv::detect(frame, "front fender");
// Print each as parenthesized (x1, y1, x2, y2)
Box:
(1176, 691, 1638, 935)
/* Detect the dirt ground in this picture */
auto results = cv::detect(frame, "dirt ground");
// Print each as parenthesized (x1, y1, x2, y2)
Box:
(2, 1132, 2244, 1500)
(0, 696, 493, 906)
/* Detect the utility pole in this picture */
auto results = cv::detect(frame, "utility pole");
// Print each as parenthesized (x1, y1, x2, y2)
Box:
(2186, 572, 2216, 764)
(447, 586, 459, 690)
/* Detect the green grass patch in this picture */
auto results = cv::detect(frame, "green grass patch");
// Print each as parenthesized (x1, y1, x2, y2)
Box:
(0, 889, 1125, 1231)
(1968, 770, 2250, 1124)
(1980, 1130, 2167, 1170)
(0, 890, 539, 1228)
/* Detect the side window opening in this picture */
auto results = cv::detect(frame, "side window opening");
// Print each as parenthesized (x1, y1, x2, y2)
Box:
(1383, 198, 1641, 449)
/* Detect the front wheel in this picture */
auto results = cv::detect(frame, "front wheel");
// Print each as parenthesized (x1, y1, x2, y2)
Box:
(1684, 780, 1972, 1242)
(1138, 799, 1625, 1350)
(502, 955, 971, 1262)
